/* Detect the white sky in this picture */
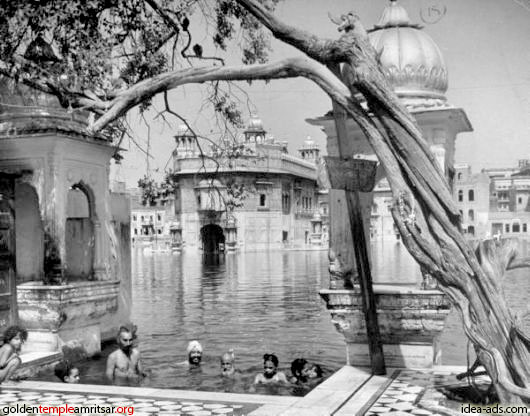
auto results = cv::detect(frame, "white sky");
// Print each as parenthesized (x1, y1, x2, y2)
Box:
(116, 0, 530, 187)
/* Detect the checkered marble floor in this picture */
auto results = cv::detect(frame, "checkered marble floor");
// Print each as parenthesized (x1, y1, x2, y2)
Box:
(365, 369, 458, 416)
(0, 388, 258, 415)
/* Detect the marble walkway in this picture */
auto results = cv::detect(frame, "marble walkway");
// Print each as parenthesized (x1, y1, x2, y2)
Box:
(0, 365, 473, 416)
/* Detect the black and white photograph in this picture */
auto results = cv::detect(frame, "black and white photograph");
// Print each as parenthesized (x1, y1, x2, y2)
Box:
(0, 0, 529, 414)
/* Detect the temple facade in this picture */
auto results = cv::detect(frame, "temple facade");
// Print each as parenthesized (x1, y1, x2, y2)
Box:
(167, 117, 328, 252)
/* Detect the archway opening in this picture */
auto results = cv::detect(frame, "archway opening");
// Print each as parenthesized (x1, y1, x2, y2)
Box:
(200, 224, 225, 254)
(15, 183, 44, 283)
(65, 184, 94, 280)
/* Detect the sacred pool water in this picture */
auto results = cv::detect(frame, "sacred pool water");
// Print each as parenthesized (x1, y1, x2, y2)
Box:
(36, 245, 530, 394)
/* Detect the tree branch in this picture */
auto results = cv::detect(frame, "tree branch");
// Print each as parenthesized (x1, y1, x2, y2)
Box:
(90, 57, 340, 132)
(236, 0, 347, 62)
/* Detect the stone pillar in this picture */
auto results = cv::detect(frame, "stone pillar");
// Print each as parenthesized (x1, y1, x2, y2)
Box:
(224, 216, 237, 251)
(170, 221, 183, 251)
(310, 212, 323, 246)
(430, 144, 446, 174)
(43, 150, 66, 285)
(92, 219, 106, 280)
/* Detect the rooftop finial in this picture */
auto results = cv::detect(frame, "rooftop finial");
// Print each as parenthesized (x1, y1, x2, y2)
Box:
(371, 0, 418, 30)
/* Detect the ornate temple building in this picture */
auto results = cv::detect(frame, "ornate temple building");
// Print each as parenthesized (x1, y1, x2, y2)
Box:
(167, 117, 328, 252)
(315, 0, 473, 368)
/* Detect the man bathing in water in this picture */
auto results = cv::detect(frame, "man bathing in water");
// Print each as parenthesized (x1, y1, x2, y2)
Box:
(177, 340, 203, 368)
(106, 326, 145, 382)
(220, 350, 241, 379)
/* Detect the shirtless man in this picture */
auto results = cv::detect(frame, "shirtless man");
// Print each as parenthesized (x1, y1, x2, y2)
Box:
(106, 326, 145, 382)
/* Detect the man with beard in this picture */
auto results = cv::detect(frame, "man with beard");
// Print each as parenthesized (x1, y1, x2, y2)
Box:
(177, 340, 203, 368)
(106, 326, 145, 382)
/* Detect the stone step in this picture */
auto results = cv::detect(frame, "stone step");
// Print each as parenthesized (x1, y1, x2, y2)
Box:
(334, 369, 398, 416)
(275, 366, 375, 416)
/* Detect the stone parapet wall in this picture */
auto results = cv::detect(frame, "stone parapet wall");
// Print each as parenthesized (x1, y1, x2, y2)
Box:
(320, 287, 452, 368)
(17, 280, 120, 330)
(17, 281, 120, 356)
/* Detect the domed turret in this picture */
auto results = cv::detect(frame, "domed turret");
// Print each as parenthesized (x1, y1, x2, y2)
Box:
(368, 0, 448, 103)
(298, 136, 320, 163)
(244, 114, 266, 143)
(174, 124, 197, 158)
(175, 124, 193, 137)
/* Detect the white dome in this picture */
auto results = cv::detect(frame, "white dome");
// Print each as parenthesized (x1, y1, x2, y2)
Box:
(176, 124, 193, 136)
(368, 0, 448, 100)
(246, 114, 265, 132)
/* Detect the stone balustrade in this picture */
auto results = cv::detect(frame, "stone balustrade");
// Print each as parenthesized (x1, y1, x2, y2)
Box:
(174, 153, 317, 180)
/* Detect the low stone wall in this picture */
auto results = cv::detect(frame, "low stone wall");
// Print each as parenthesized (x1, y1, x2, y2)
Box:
(320, 285, 452, 368)
(17, 280, 120, 356)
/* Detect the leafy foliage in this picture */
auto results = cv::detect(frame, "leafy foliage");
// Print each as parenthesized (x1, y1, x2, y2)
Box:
(0, 0, 279, 110)
(213, 0, 279, 64)
(137, 175, 159, 206)
(225, 178, 248, 212)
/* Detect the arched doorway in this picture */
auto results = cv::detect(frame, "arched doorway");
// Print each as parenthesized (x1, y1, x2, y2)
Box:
(15, 183, 44, 282)
(65, 183, 95, 280)
(200, 224, 225, 254)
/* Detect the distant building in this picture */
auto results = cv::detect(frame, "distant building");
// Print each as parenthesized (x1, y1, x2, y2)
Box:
(370, 178, 399, 241)
(129, 188, 172, 245)
(486, 159, 530, 238)
(453, 164, 490, 238)
(130, 116, 328, 252)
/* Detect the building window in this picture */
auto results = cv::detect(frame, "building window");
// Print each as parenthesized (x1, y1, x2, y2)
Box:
(524, 223, 528, 232)
(513, 223, 520, 233)
(468, 189, 474, 201)
(282, 193, 290, 214)
(505, 223, 510, 233)
(259, 194, 266, 207)
(134, 228, 138, 235)
(141, 215, 144, 222)
(157, 214, 161, 221)
(518, 197, 523, 204)
(197, 195, 201, 207)
(458, 190, 463, 202)
(468, 209, 474, 222)
(157, 229, 162, 234)
(133, 215, 137, 221)
(467, 225, 475, 236)
(457, 172, 462, 180)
